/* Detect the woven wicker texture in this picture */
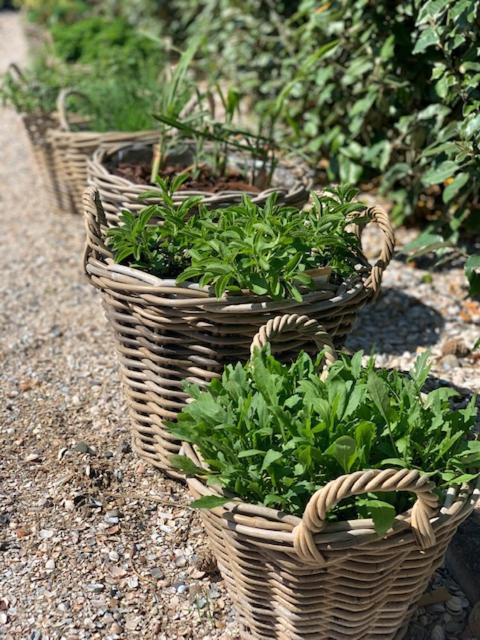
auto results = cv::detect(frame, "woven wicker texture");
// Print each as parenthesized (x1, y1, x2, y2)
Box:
(48, 89, 158, 214)
(181, 317, 479, 638)
(186, 442, 478, 640)
(83, 187, 395, 473)
(87, 136, 312, 225)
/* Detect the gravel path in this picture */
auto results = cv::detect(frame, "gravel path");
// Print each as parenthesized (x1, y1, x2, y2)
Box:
(1, 11, 479, 640)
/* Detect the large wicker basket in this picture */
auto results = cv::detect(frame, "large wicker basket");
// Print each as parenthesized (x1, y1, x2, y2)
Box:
(87, 135, 312, 225)
(83, 187, 395, 474)
(182, 315, 480, 640)
(47, 89, 158, 214)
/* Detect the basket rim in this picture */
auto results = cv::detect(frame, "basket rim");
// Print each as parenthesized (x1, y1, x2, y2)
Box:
(88, 136, 313, 195)
(182, 442, 479, 553)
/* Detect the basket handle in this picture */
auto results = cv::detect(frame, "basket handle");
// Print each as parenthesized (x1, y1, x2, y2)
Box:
(250, 314, 337, 379)
(293, 468, 439, 565)
(352, 206, 395, 297)
(57, 88, 93, 131)
(82, 187, 111, 270)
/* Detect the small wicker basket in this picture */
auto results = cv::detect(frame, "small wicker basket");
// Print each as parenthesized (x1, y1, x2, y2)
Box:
(83, 188, 395, 474)
(87, 136, 313, 225)
(48, 89, 158, 214)
(182, 314, 480, 640)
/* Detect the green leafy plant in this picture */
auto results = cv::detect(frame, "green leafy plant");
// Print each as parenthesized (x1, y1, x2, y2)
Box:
(169, 348, 479, 534)
(166, 0, 480, 236)
(107, 184, 369, 301)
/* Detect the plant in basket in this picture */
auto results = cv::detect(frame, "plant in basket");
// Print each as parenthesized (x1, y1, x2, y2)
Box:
(83, 185, 394, 473)
(169, 314, 480, 640)
(106, 181, 369, 301)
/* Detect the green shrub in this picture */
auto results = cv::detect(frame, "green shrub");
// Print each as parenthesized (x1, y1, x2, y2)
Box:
(107, 182, 369, 300)
(50, 16, 160, 68)
(169, 0, 480, 236)
(170, 348, 479, 533)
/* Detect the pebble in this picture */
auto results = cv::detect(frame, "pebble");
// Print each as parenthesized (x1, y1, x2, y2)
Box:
(176, 584, 188, 594)
(447, 596, 464, 614)
(431, 625, 445, 640)
(39, 529, 54, 539)
(85, 584, 105, 593)
(45, 559, 55, 570)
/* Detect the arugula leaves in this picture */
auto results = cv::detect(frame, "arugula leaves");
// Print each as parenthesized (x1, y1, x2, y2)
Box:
(107, 183, 369, 300)
(169, 349, 479, 535)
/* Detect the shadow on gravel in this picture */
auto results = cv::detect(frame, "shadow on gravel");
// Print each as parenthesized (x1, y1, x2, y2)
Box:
(346, 287, 445, 355)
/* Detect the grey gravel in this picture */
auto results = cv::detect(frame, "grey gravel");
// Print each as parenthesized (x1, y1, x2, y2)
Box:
(1, 11, 478, 640)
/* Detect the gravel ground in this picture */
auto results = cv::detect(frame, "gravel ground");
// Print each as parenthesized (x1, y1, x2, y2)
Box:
(1, 11, 479, 640)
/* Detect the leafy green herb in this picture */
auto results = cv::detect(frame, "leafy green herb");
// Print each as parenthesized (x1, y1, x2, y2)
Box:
(168, 348, 479, 535)
(107, 184, 369, 300)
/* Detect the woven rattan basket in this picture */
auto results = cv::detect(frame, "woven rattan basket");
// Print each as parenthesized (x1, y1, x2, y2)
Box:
(48, 89, 158, 214)
(83, 187, 394, 474)
(182, 315, 480, 640)
(87, 135, 312, 225)
(6, 64, 67, 210)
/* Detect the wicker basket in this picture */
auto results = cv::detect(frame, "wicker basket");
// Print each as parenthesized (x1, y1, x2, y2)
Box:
(87, 136, 313, 225)
(83, 187, 395, 474)
(182, 315, 480, 640)
(47, 89, 158, 214)
(6, 64, 66, 210)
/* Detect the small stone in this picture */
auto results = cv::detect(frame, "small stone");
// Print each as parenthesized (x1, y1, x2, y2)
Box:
(39, 529, 54, 539)
(108, 550, 119, 562)
(126, 576, 138, 589)
(174, 555, 187, 568)
(86, 583, 104, 593)
(25, 453, 41, 463)
(150, 567, 164, 579)
(74, 441, 92, 455)
(0, 612, 7, 624)
(467, 602, 480, 635)
(431, 625, 445, 640)
(110, 623, 123, 635)
(440, 354, 459, 371)
(446, 595, 464, 614)
(441, 338, 470, 358)
(45, 558, 55, 570)
(176, 584, 187, 594)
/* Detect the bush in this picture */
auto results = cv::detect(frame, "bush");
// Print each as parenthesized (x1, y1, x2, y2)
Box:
(170, 0, 480, 236)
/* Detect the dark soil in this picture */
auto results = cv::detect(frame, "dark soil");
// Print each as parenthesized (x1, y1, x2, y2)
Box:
(114, 161, 261, 193)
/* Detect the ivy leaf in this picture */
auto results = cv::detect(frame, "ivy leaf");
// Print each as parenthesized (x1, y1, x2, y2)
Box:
(443, 172, 469, 203)
(413, 28, 440, 54)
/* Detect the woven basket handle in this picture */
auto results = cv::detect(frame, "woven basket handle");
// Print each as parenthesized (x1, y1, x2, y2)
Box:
(250, 314, 337, 379)
(82, 187, 111, 271)
(293, 468, 439, 565)
(57, 88, 93, 131)
(352, 206, 395, 297)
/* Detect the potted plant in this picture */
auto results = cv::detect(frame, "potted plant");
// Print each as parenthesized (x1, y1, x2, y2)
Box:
(83, 183, 394, 473)
(87, 83, 312, 225)
(171, 313, 480, 640)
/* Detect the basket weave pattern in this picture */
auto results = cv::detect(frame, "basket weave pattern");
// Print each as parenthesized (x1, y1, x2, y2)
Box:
(46, 89, 159, 214)
(186, 443, 477, 640)
(83, 187, 395, 473)
(87, 136, 312, 225)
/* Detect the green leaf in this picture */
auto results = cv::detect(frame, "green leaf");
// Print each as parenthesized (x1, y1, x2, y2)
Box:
(443, 172, 469, 203)
(367, 372, 391, 422)
(358, 498, 396, 536)
(261, 449, 283, 472)
(413, 28, 440, 54)
(325, 436, 358, 473)
(465, 254, 480, 297)
(190, 495, 229, 509)
(170, 455, 206, 476)
(422, 161, 459, 186)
